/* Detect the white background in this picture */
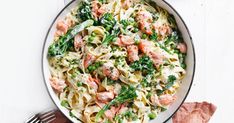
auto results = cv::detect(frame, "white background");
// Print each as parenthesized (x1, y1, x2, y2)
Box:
(0, 0, 233, 122)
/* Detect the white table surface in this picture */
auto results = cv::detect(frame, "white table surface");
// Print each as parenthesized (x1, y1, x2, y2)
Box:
(0, 0, 233, 122)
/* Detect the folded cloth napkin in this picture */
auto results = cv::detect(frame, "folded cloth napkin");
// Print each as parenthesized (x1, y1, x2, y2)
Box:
(52, 102, 216, 123)
(172, 102, 217, 123)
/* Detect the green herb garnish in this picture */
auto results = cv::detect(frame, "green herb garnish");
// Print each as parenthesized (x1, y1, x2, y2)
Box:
(48, 20, 94, 56)
(100, 13, 116, 32)
(124, 109, 138, 121)
(130, 55, 155, 75)
(78, 1, 93, 21)
(102, 27, 120, 45)
(165, 75, 176, 89)
(149, 31, 158, 41)
(95, 86, 137, 121)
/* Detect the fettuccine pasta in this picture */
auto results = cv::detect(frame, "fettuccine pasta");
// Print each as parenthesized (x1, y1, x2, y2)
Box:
(47, 0, 187, 122)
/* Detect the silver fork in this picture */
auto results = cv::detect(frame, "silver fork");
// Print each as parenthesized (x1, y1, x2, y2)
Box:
(25, 110, 56, 123)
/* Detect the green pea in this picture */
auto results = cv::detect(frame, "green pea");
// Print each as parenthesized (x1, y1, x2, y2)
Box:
(135, 39, 140, 45)
(69, 111, 75, 118)
(76, 82, 82, 87)
(133, 28, 139, 33)
(181, 63, 187, 69)
(178, 53, 183, 58)
(146, 92, 152, 99)
(174, 49, 180, 54)
(148, 112, 157, 119)
(142, 34, 147, 39)
(61, 100, 69, 108)
(88, 36, 94, 42)
(106, 26, 111, 31)
(88, 65, 96, 72)
(91, 32, 96, 37)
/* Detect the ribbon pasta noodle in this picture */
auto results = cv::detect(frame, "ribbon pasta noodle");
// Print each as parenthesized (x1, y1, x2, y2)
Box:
(47, 0, 187, 122)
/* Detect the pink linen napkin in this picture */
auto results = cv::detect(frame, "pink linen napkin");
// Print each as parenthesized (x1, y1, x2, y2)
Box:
(172, 102, 217, 123)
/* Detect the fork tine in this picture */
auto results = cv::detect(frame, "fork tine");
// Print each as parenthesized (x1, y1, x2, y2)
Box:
(25, 115, 36, 122)
(31, 117, 40, 123)
(34, 120, 41, 123)
(39, 110, 54, 119)
(42, 117, 56, 123)
(40, 113, 56, 123)
(44, 117, 56, 123)
(26, 110, 57, 123)
(25, 115, 40, 123)
(39, 110, 56, 123)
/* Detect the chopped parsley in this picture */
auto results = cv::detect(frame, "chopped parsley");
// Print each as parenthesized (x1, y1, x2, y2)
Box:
(165, 75, 176, 89)
(164, 31, 179, 45)
(130, 55, 155, 75)
(120, 19, 137, 29)
(149, 31, 158, 41)
(107, 78, 117, 85)
(100, 13, 116, 32)
(78, 1, 93, 21)
(124, 109, 138, 121)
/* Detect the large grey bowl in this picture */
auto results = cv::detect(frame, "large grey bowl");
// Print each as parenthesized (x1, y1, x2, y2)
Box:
(42, 0, 196, 122)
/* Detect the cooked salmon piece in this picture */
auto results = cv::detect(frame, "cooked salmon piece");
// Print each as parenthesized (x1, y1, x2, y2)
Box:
(55, 20, 69, 36)
(153, 23, 172, 36)
(102, 62, 120, 80)
(113, 37, 124, 46)
(120, 35, 135, 45)
(159, 94, 176, 106)
(148, 51, 163, 67)
(91, 1, 100, 19)
(138, 40, 152, 53)
(113, 35, 135, 46)
(117, 104, 128, 114)
(87, 76, 98, 91)
(177, 42, 187, 53)
(49, 77, 66, 92)
(138, 40, 163, 67)
(96, 91, 115, 102)
(91, 1, 106, 18)
(74, 34, 83, 50)
(139, 21, 153, 35)
(84, 53, 96, 68)
(97, 6, 106, 16)
(127, 45, 139, 62)
(104, 106, 120, 120)
(136, 11, 153, 22)
(96, 100, 120, 120)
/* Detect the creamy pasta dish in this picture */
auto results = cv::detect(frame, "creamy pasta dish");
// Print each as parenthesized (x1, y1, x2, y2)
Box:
(47, 0, 187, 122)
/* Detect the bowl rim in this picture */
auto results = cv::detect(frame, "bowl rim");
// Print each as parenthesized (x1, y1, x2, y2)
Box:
(41, 0, 196, 122)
